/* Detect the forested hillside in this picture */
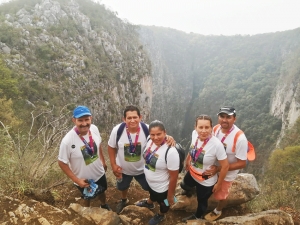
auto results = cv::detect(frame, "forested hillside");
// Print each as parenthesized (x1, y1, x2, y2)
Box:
(139, 26, 300, 175)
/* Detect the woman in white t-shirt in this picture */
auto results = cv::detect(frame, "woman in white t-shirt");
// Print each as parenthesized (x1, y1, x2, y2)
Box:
(136, 120, 179, 225)
(181, 115, 229, 222)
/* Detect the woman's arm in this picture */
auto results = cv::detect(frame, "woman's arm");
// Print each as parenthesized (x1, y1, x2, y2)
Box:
(167, 169, 179, 205)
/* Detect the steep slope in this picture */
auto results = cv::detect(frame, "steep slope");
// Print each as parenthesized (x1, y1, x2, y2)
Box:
(0, 0, 152, 131)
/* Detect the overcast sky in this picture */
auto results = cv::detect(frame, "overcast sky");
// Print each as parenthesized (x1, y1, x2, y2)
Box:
(99, 0, 300, 36)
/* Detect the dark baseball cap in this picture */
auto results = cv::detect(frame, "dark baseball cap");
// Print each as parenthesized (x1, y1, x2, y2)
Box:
(217, 107, 236, 116)
(73, 106, 92, 118)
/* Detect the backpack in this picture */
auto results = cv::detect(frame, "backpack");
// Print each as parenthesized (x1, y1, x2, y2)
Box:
(116, 122, 149, 146)
(213, 124, 255, 161)
(165, 143, 186, 173)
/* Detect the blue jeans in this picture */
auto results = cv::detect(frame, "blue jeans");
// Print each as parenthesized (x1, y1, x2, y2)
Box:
(116, 173, 150, 191)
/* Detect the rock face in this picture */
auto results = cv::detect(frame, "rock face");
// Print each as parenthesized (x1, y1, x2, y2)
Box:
(0, 0, 152, 130)
(183, 210, 294, 225)
(173, 173, 260, 212)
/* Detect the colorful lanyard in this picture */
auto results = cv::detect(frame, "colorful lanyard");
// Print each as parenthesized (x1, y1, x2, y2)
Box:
(74, 127, 94, 155)
(216, 126, 235, 143)
(191, 136, 211, 162)
(145, 139, 166, 164)
(126, 125, 140, 153)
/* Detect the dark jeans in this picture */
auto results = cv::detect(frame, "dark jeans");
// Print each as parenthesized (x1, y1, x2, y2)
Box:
(116, 173, 150, 191)
(182, 171, 214, 218)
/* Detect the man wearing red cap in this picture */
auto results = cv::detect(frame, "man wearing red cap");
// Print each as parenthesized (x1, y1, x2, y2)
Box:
(58, 106, 111, 210)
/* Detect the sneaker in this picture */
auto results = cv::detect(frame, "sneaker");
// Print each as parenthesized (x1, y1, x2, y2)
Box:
(100, 203, 112, 211)
(116, 199, 129, 214)
(148, 213, 165, 225)
(204, 210, 222, 221)
(182, 214, 199, 222)
(136, 199, 155, 209)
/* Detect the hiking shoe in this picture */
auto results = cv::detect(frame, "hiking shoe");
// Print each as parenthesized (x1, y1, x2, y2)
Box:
(182, 214, 199, 222)
(136, 199, 155, 209)
(148, 213, 165, 225)
(100, 203, 112, 211)
(204, 210, 222, 221)
(116, 199, 129, 214)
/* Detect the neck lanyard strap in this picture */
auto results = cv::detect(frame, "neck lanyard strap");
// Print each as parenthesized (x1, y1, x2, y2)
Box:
(217, 126, 235, 143)
(192, 136, 210, 162)
(74, 127, 94, 154)
(126, 125, 140, 153)
(145, 139, 166, 164)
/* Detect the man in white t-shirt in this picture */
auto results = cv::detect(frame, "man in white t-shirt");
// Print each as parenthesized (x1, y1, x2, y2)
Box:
(107, 105, 175, 214)
(58, 106, 110, 210)
(204, 107, 248, 221)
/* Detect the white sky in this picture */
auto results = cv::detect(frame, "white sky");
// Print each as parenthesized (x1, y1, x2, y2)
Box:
(99, 0, 300, 36)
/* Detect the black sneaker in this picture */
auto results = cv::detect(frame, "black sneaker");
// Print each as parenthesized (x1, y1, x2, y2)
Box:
(149, 213, 165, 225)
(182, 214, 199, 222)
(100, 203, 112, 211)
(116, 199, 129, 214)
(135, 199, 155, 209)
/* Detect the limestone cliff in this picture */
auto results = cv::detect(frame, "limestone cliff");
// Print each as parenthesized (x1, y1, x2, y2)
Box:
(0, 0, 152, 131)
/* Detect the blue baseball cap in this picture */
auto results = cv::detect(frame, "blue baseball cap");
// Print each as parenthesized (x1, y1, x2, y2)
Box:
(73, 106, 92, 118)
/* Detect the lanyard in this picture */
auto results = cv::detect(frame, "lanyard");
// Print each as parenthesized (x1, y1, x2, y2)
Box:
(145, 139, 166, 164)
(216, 126, 235, 143)
(126, 125, 140, 153)
(191, 136, 210, 162)
(74, 127, 94, 155)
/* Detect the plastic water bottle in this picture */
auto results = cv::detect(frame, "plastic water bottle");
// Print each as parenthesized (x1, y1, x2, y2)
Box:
(116, 167, 122, 183)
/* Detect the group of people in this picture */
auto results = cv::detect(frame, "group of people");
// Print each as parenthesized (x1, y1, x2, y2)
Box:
(58, 105, 248, 225)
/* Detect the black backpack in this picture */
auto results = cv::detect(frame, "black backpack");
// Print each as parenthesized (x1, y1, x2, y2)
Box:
(165, 143, 186, 173)
(116, 122, 149, 145)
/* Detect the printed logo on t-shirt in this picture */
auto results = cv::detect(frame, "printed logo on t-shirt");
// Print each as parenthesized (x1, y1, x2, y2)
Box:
(80, 141, 99, 165)
(124, 142, 142, 162)
(189, 145, 206, 169)
(143, 151, 159, 172)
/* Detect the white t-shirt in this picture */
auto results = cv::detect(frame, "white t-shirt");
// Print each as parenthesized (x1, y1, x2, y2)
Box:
(213, 124, 248, 181)
(143, 141, 179, 193)
(58, 124, 105, 183)
(189, 130, 227, 186)
(108, 123, 148, 176)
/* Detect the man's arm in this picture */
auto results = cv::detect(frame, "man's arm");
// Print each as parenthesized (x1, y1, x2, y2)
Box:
(99, 144, 107, 171)
(107, 145, 122, 178)
(58, 160, 89, 188)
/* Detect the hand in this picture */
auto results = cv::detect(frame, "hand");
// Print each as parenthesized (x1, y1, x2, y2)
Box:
(77, 178, 90, 188)
(112, 164, 122, 178)
(202, 165, 218, 177)
(103, 163, 108, 172)
(167, 195, 174, 206)
(212, 182, 221, 193)
(165, 135, 176, 147)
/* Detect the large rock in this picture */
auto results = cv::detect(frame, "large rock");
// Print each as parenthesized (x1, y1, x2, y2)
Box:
(181, 210, 293, 225)
(173, 173, 260, 212)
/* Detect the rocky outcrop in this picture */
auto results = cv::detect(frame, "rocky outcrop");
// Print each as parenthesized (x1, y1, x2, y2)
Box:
(0, 0, 152, 130)
(173, 173, 260, 212)
(181, 210, 294, 225)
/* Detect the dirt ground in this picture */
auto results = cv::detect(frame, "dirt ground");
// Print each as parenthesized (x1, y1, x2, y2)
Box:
(1, 181, 299, 225)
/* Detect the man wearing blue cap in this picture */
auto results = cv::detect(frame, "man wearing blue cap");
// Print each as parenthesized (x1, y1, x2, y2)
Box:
(58, 106, 111, 210)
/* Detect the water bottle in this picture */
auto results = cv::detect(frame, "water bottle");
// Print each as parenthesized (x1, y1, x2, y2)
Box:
(116, 177, 123, 183)
(116, 167, 122, 183)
